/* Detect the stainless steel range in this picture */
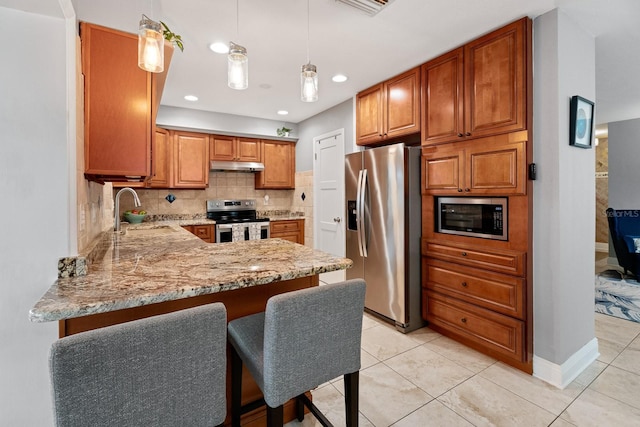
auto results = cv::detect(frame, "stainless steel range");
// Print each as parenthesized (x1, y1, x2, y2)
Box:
(206, 199, 270, 243)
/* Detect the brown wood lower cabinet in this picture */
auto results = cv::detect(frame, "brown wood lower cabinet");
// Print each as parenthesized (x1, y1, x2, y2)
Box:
(423, 290, 524, 362)
(181, 224, 215, 243)
(270, 219, 304, 244)
(422, 239, 530, 372)
(59, 275, 319, 427)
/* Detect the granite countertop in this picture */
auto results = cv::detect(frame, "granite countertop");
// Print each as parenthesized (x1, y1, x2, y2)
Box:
(30, 223, 352, 322)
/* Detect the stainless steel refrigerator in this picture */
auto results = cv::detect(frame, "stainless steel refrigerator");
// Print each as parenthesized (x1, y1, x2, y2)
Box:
(345, 142, 424, 333)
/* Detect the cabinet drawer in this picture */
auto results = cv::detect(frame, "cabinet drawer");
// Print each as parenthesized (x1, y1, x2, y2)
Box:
(270, 220, 301, 233)
(422, 239, 525, 276)
(423, 290, 524, 361)
(423, 259, 524, 319)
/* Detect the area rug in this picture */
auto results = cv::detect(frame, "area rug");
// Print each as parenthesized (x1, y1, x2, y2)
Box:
(595, 270, 640, 323)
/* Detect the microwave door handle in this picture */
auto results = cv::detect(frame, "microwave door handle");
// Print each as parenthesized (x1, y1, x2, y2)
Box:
(360, 168, 368, 258)
(356, 169, 364, 257)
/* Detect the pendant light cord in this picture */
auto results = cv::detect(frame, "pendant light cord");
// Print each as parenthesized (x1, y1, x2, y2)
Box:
(306, 0, 310, 63)
(236, 0, 240, 40)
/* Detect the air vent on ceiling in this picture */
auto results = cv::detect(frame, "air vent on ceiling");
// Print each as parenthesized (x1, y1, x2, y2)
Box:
(336, 0, 395, 16)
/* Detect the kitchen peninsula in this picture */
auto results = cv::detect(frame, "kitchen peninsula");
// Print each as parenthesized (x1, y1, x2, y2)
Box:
(30, 222, 352, 332)
(30, 222, 351, 426)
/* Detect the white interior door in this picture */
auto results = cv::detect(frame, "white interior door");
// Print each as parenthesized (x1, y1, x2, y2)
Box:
(314, 129, 345, 284)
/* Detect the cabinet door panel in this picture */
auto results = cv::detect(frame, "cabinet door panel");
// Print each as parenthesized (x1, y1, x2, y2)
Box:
(466, 140, 525, 194)
(255, 141, 295, 189)
(210, 136, 236, 161)
(422, 151, 461, 193)
(173, 132, 209, 188)
(149, 128, 172, 188)
(236, 138, 261, 162)
(385, 68, 420, 139)
(356, 84, 384, 145)
(465, 19, 526, 138)
(422, 48, 464, 146)
(83, 23, 151, 177)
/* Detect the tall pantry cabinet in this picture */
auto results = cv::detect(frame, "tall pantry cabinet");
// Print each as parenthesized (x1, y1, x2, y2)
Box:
(420, 17, 533, 373)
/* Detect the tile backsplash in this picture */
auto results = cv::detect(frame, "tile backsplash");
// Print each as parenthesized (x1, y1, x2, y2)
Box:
(112, 170, 315, 247)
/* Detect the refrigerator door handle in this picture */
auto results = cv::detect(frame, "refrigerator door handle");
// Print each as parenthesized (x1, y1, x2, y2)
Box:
(360, 168, 368, 258)
(356, 169, 364, 257)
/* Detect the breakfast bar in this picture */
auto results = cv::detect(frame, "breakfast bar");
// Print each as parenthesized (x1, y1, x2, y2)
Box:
(30, 223, 352, 426)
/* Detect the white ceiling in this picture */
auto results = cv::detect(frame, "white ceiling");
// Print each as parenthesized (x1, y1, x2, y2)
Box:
(3, 0, 639, 126)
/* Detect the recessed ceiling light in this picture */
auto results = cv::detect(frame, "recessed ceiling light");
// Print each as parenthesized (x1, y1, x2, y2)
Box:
(184, 95, 198, 102)
(332, 74, 348, 83)
(209, 42, 229, 54)
(277, 110, 289, 115)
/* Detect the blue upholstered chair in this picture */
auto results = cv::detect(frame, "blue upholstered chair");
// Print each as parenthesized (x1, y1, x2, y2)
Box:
(49, 303, 227, 427)
(227, 279, 367, 427)
(606, 208, 640, 281)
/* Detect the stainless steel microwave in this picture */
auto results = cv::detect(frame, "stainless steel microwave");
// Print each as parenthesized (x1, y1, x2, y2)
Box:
(436, 197, 508, 241)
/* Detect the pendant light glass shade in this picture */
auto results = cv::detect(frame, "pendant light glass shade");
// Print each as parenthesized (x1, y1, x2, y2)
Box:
(138, 15, 164, 73)
(301, 63, 318, 102)
(228, 42, 248, 90)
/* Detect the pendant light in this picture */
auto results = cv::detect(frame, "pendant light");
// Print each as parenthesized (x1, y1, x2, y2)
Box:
(301, 0, 318, 102)
(138, 14, 164, 73)
(228, 0, 248, 90)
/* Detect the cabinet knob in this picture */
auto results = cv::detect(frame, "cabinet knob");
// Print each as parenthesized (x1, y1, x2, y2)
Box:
(464, 188, 470, 192)
(333, 217, 341, 223)
(461, 281, 468, 287)
(461, 317, 467, 323)
(461, 252, 467, 256)
(457, 133, 464, 137)
(465, 132, 471, 136)
(457, 188, 463, 192)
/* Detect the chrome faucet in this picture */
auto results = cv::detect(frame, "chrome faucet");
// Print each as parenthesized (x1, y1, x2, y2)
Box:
(114, 187, 141, 232)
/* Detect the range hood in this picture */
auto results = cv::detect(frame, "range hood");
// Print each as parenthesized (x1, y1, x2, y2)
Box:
(209, 160, 265, 172)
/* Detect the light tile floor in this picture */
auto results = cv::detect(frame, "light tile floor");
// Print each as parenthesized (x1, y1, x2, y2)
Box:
(286, 304, 640, 426)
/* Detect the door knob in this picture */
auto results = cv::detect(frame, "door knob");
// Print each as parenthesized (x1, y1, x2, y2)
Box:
(333, 217, 341, 223)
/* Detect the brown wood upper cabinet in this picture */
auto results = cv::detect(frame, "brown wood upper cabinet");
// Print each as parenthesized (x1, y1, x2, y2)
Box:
(81, 22, 172, 183)
(148, 129, 209, 189)
(422, 131, 526, 195)
(422, 18, 529, 146)
(356, 67, 421, 146)
(255, 140, 295, 189)
(210, 136, 262, 162)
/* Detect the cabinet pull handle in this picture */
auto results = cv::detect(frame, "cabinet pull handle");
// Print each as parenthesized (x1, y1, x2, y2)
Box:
(457, 133, 464, 137)
(461, 281, 468, 287)
(465, 132, 471, 136)
(461, 252, 467, 256)
(461, 317, 467, 323)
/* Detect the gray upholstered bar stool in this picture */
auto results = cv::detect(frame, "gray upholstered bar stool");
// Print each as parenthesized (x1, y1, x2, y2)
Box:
(228, 279, 366, 427)
(49, 303, 227, 427)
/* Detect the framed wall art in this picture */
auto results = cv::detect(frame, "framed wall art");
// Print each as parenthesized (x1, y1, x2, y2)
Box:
(569, 95, 595, 149)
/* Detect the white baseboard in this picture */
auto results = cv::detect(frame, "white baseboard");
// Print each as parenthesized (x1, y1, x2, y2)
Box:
(595, 242, 608, 252)
(533, 338, 599, 389)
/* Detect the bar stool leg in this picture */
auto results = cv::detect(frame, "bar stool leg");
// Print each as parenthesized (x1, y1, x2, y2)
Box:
(231, 348, 243, 427)
(344, 371, 359, 427)
(266, 405, 284, 427)
(295, 395, 305, 421)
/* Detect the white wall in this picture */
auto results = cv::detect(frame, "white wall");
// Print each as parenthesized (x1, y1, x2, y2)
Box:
(157, 105, 298, 140)
(297, 98, 355, 172)
(608, 118, 640, 209)
(0, 6, 69, 425)
(533, 8, 597, 387)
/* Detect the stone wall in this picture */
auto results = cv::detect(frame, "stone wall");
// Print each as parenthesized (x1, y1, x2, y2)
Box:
(595, 137, 609, 244)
